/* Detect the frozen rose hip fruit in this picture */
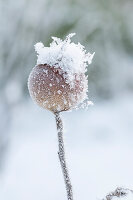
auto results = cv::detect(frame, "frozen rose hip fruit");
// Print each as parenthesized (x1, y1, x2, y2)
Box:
(28, 64, 87, 112)
(28, 33, 94, 113)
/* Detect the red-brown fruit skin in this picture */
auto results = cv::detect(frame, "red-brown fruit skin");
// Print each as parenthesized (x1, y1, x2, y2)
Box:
(28, 64, 86, 113)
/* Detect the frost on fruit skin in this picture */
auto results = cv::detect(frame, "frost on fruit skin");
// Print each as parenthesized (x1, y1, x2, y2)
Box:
(28, 64, 87, 112)
(28, 33, 94, 112)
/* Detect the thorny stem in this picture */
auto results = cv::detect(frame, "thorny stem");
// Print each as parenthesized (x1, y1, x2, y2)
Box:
(54, 112, 73, 200)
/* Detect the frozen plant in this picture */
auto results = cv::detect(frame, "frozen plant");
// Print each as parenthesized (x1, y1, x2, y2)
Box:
(28, 33, 94, 200)
(102, 187, 133, 200)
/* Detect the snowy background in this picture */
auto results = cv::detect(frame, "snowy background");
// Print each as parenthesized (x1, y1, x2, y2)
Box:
(0, 0, 133, 199)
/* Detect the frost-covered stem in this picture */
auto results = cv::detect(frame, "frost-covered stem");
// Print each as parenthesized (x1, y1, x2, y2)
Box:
(102, 187, 133, 200)
(55, 112, 73, 200)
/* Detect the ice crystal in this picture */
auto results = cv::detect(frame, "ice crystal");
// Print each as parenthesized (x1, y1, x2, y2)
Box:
(34, 33, 94, 87)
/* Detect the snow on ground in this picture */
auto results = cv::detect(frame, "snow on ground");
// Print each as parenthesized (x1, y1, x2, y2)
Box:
(0, 94, 133, 200)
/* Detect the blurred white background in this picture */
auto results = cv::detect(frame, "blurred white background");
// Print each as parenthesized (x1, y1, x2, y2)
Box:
(0, 0, 133, 199)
